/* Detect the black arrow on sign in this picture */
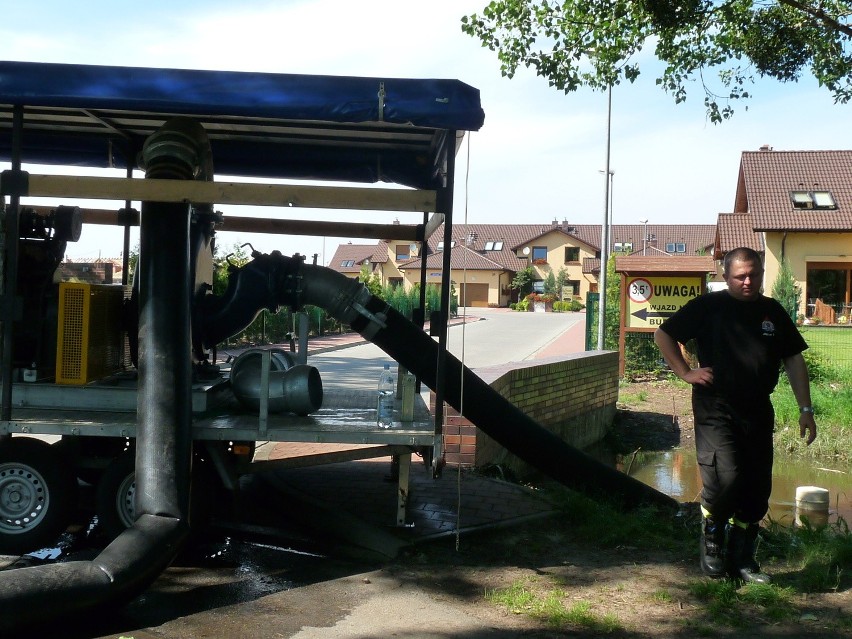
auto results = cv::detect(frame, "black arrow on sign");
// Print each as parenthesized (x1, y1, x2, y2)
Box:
(631, 308, 677, 321)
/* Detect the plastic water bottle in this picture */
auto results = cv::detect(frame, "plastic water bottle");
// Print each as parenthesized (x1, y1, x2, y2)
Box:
(376, 363, 395, 428)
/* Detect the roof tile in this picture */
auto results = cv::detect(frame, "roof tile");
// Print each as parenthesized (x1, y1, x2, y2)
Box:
(737, 149, 852, 230)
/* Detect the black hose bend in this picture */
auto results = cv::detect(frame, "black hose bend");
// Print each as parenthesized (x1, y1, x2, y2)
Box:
(291, 260, 676, 511)
(0, 118, 213, 631)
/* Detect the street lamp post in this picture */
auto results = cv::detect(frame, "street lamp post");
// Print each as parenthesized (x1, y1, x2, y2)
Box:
(596, 85, 613, 351)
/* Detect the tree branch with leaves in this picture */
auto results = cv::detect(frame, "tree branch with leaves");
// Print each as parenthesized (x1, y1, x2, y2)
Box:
(461, 0, 852, 122)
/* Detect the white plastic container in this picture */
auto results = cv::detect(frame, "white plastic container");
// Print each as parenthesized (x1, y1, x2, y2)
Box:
(795, 485, 830, 527)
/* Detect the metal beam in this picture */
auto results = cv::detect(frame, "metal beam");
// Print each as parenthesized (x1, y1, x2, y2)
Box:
(24, 174, 437, 212)
(27, 205, 421, 241)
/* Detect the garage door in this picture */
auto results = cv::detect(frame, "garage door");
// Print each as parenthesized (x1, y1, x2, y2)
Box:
(459, 283, 489, 307)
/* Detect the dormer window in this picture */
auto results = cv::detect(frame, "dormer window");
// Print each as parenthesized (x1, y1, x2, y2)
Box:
(790, 190, 837, 210)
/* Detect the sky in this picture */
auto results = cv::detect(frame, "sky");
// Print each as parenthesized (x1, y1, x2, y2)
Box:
(2, 0, 850, 264)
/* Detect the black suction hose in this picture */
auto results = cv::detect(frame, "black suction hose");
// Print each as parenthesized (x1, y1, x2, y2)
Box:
(0, 118, 208, 631)
(294, 262, 678, 511)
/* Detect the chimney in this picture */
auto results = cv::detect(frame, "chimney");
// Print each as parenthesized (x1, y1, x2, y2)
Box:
(759, 144, 773, 151)
(552, 218, 559, 226)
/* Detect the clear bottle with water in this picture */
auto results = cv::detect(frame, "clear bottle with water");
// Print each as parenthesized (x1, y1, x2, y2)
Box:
(376, 363, 395, 428)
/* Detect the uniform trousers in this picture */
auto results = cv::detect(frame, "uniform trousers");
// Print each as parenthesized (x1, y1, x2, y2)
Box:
(692, 390, 775, 525)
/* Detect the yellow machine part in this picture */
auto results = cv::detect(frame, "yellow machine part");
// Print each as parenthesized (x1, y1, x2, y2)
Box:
(55, 282, 126, 385)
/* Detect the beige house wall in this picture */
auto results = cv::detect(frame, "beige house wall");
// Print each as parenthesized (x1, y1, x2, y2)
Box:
(764, 231, 852, 316)
(515, 230, 597, 299)
(398, 267, 508, 306)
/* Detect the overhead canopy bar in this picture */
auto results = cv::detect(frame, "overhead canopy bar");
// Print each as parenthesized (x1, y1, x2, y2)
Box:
(0, 61, 484, 189)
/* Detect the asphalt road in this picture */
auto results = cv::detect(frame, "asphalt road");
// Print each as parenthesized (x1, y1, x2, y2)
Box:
(309, 307, 585, 389)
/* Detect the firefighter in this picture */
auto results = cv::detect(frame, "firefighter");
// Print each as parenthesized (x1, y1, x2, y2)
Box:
(654, 247, 817, 583)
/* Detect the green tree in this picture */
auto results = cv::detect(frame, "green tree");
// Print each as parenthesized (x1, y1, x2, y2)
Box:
(772, 258, 802, 321)
(212, 242, 251, 296)
(543, 270, 557, 295)
(604, 254, 620, 350)
(358, 264, 383, 298)
(555, 266, 568, 299)
(461, 1, 852, 122)
(510, 266, 535, 298)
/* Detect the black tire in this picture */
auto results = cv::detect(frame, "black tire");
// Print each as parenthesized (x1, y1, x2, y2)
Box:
(95, 450, 136, 542)
(53, 435, 129, 486)
(0, 437, 78, 554)
(96, 450, 221, 541)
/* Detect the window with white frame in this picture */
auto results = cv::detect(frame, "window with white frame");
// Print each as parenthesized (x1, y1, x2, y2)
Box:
(790, 190, 838, 210)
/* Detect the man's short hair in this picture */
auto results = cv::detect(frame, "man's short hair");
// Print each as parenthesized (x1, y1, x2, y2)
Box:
(723, 247, 763, 277)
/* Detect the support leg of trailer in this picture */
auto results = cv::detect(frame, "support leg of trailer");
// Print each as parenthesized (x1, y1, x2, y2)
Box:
(396, 452, 411, 527)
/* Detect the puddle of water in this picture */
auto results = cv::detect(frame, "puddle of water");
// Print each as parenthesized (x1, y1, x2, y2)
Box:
(620, 447, 851, 526)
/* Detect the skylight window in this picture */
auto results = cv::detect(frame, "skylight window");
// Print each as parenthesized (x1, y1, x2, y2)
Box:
(790, 190, 837, 210)
(340, 259, 355, 267)
(812, 191, 837, 209)
(483, 241, 504, 251)
(437, 240, 456, 251)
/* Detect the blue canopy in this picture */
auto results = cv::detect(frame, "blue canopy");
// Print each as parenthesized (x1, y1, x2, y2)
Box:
(0, 61, 484, 189)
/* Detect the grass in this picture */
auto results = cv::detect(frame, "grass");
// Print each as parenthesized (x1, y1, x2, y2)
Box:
(772, 373, 852, 462)
(548, 489, 693, 554)
(763, 515, 852, 592)
(799, 326, 852, 372)
(487, 487, 852, 633)
(687, 579, 796, 626)
(486, 581, 621, 632)
(618, 389, 648, 404)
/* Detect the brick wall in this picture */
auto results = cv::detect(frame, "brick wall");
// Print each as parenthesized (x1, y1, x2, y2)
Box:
(435, 351, 619, 476)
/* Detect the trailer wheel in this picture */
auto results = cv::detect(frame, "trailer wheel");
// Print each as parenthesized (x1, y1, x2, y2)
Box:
(0, 437, 78, 554)
(96, 452, 219, 541)
(95, 451, 136, 541)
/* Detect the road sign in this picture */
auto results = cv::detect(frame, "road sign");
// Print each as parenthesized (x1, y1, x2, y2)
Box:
(625, 276, 704, 328)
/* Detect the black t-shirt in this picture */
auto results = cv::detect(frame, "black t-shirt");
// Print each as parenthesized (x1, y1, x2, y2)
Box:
(659, 291, 808, 400)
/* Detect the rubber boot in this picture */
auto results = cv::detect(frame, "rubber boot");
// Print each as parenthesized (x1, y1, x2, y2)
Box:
(700, 515, 726, 578)
(727, 522, 771, 585)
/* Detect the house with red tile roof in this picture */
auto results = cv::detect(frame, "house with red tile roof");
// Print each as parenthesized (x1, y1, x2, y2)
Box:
(329, 220, 716, 307)
(58, 258, 124, 284)
(718, 147, 852, 321)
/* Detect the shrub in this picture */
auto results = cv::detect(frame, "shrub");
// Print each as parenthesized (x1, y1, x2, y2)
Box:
(771, 258, 801, 322)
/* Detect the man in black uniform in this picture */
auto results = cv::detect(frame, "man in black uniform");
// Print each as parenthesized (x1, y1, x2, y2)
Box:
(654, 247, 817, 583)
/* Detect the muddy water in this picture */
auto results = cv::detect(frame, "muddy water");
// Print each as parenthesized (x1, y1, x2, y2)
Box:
(620, 447, 851, 526)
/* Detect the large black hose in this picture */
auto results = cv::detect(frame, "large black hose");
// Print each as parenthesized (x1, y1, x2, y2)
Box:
(0, 118, 207, 632)
(293, 261, 677, 511)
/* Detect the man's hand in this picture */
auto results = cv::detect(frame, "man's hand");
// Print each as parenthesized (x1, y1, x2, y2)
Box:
(682, 366, 713, 387)
(799, 413, 817, 446)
